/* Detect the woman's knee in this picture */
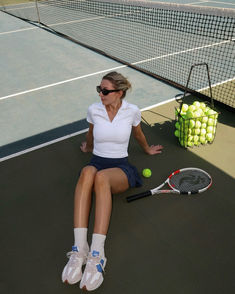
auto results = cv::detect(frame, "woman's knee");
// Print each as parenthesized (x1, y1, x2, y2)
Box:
(94, 170, 110, 188)
(95, 169, 129, 194)
(79, 166, 97, 182)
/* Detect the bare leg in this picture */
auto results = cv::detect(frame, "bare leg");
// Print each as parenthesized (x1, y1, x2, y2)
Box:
(93, 168, 129, 235)
(74, 166, 97, 228)
(62, 166, 98, 285)
(79, 168, 129, 290)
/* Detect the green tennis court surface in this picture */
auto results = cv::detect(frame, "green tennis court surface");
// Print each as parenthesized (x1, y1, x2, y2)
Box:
(1, 97, 235, 294)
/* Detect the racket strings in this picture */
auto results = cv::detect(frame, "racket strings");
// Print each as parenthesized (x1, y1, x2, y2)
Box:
(169, 170, 211, 192)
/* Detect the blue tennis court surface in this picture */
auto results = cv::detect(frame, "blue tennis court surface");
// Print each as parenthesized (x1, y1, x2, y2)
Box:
(0, 9, 182, 159)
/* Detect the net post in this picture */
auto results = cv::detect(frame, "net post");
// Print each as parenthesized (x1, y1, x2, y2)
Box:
(35, 0, 41, 23)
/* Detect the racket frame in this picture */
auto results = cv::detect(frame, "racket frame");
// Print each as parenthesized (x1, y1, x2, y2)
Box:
(127, 167, 212, 202)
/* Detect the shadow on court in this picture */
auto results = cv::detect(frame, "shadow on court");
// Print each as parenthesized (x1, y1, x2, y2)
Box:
(0, 118, 88, 158)
(1, 100, 235, 294)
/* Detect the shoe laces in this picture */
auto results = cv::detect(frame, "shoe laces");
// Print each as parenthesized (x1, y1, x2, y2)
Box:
(86, 253, 105, 274)
(66, 251, 87, 266)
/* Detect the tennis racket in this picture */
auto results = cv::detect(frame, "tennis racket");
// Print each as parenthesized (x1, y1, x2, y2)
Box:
(126, 167, 212, 202)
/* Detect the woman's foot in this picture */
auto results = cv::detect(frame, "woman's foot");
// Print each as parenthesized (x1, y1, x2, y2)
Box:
(80, 250, 107, 291)
(62, 246, 88, 284)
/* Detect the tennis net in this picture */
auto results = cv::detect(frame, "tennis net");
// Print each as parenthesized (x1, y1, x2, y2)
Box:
(1, 0, 234, 108)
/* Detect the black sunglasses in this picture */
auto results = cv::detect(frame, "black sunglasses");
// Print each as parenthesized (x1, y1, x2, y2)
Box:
(96, 86, 120, 96)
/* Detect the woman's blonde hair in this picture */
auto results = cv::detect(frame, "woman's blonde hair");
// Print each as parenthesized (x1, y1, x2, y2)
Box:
(102, 71, 132, 98)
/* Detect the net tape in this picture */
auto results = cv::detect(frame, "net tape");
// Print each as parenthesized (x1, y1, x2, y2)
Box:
(1, 0, 234, 107)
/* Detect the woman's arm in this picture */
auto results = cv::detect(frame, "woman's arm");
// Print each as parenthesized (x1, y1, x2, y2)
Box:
(80, 123, 94, 152)
(132, 124, 163, 155)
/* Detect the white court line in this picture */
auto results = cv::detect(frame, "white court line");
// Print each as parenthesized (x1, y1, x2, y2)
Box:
(141, 97, 176, 112)
(0, 27, 37, 35)
(48, 16, 106, 27)
(36, 10, 133, 28)
(0, 2, 34, 7)
(187, 1, 210, 4)
(198, 77, 235, 91)
(186, 0, 235, 4)
(0, 16, 102, 35)
(1, 37, 233, 101)
(205, 1, 235, 6)
(46, 11, 135, 27)
(0, 128, 89, 162)
(132, 39, 234, 66)
(0, 66, 126, 101)
(5, 5, 36, 11)
(0, 9, 133, 35)
(0, 15, 105, 36)
(0, 97, 176, 162)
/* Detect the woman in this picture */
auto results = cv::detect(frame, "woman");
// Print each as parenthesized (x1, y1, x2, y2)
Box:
(62, 72, 163, 291)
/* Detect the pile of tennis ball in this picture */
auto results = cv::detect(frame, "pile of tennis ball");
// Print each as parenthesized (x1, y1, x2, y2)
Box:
(175, 101, 219, 148)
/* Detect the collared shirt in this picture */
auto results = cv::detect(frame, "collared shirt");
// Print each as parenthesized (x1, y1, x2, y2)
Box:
(87, 100, 141, 158)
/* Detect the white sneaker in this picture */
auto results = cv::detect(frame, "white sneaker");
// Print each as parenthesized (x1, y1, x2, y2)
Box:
(80, 250, 107, 291)
(62, 246, 88, 284)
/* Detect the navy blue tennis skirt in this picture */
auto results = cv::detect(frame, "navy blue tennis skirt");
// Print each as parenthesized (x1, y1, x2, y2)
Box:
(87, 155, 142, 188)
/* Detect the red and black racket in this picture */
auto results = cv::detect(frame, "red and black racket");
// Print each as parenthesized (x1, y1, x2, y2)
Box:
(126, 167, 212, 202)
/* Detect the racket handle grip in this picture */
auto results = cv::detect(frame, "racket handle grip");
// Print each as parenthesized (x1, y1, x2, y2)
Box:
(126, 191, 152, 202)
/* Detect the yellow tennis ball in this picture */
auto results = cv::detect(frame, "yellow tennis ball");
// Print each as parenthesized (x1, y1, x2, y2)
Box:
(142, 168, 152, 178)
(202, 116, 208, 123)
(181, 104, 189, 112)
(174, 130, 180, 137)
(193, 101, 201, 109)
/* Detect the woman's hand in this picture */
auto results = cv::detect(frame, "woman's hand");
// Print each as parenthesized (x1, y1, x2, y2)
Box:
(146, 144, 163, 155)
(133, 124, 164, 155)
(80, 141, 93, 153)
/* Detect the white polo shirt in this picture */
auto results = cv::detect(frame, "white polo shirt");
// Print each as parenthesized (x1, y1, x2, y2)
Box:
(87, 100, 141, 158)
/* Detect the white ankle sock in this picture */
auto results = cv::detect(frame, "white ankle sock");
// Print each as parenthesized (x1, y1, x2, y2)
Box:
(74, 228, 89, 252)
(90, 233, 106, 257)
